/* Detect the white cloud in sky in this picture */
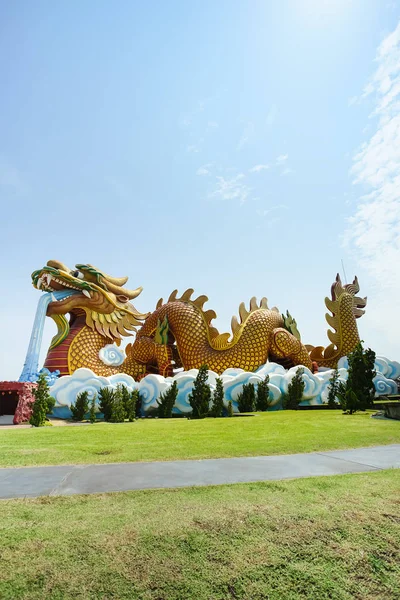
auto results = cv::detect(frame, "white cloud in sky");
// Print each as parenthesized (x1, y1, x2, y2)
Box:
(256, 204, 288, 217)
(209, 174, 251, 205)
(237, 122, 255, 150)
(179, 115, 192, 128)
(281, 167, 294, 176)
(276, 153, 288, 163)
(197, 164, 212, 176)
(249, 164, 270, 173)
(346, 20, 400, 356)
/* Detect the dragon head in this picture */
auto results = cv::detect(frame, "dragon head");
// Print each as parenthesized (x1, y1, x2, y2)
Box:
(32, 260, 149, 342)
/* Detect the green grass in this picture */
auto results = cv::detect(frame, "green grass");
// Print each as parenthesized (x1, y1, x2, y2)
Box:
(0, 410, 399, 468)
(0, 470, 399, 599)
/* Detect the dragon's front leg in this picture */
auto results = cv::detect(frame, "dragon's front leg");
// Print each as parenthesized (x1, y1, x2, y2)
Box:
(269, 328, 313, 370)
(128, 337, 174, 377)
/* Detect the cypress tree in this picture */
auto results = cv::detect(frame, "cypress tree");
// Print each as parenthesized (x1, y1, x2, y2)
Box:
(327, 369, 340, 409)
(70, 391, 89, 421)
(157, 381, 178, 418)
(126, 390, 138, 422)
(120, 385, 131, 415)
(188, 365, 211, 419)
(110, 385, 127, 422)
(284, 368, 305, 410)
(237, 383, 256, 413)
(338, 342, 376, 414)
(98, 387, 114, 421)
(209, 378, 224, 417)
(256, 375, 270, 411)
(30, 372, 53, 427)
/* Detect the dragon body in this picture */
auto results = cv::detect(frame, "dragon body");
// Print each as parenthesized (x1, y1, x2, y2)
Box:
(32, 261, 367, 378)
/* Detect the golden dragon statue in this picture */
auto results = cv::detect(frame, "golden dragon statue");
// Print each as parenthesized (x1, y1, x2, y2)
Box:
(32, 260, 367, 379)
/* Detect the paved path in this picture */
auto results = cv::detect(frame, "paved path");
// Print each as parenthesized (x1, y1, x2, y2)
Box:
(0, 444, 399, 500)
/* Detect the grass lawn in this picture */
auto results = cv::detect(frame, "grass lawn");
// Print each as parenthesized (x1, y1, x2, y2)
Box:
(0, 410, 399, 468)
(0, 470, 399, 599)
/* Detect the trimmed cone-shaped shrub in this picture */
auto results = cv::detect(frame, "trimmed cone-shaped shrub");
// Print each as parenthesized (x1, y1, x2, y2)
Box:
(188, 365, 211, 419)
(337, 342, 376, 414)
(70, 391, 89, 421)
(98, 387, 114, 421)
(284, 368, 305, 410)
(157, 381, 178, 418)
(126, 390, 138, 422)
(30, 372, 53, 427)
(327, 369, 340, 409)
(110, 385, 126, 423)
(256, 375, 270, 411)
(209, 378, 224, 417)
(237, 383, 256, 413)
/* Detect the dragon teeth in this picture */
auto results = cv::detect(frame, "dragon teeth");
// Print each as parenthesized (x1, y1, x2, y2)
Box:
(82, 289, 91, 298)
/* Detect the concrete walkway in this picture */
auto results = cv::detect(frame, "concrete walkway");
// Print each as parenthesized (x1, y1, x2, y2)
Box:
(0, 444, 399, 500)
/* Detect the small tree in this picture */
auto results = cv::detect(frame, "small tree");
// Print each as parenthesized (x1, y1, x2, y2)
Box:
(98, 387, 114, 421)
(89, 394, 97, 423)
(237, 383, 256, 413)
(126, 389, 138, 422)
(70, 391, 89, 421)
(337, 342, 376, 414)
(110, 385, 126, 422)
(284, 368, 305, 410)
(227, 400, 234, 417)
(30, 372, 54, 427)
(157, 381, 178, 418)
(256, 375, 270, 411)
(209, 378, 224, 417)
(188, 365, 211, 419)
(327, 369, 340, 409)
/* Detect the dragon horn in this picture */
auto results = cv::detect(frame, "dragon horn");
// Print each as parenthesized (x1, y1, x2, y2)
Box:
(105, 281, 143, 299)
(85, 265, 129, 287)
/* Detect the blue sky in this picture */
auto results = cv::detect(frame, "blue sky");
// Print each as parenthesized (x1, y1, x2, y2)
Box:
(1, 1, 400, 379)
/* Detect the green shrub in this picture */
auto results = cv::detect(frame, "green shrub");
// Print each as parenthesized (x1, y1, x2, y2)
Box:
(284, 368, 305, 410)
(209, 378, 224, 417)
(327, 369, 340, 409)
(256, 375, 270, 411)
(110, 385, 126, 422)
(157, 381, 178, 418)
(70, 391, 89, 421)
(237, 383, 256, 413)
(98, 387, 114, 421)
(188, 365, 211, 419)
(30, 372, 53, 427)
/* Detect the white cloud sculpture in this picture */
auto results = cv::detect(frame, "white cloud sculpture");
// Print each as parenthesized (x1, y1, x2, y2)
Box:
(99, 344, 126, 366)
(48, 356, 399, 418)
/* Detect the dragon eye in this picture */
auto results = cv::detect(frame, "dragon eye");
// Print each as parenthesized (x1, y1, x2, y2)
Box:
(72, 270, 84, 280)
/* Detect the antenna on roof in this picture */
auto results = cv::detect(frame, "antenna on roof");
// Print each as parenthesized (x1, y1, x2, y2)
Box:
(341, 258, 348, 284)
